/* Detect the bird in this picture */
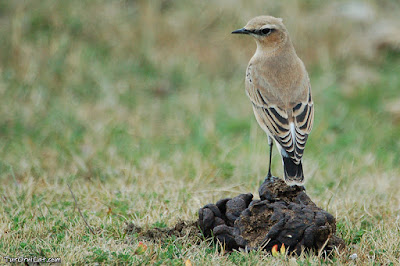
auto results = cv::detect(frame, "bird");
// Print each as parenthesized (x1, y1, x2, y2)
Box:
(232, 16, 314, 186)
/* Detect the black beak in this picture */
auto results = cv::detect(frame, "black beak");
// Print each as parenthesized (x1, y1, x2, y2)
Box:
(231, 28, 250, 34)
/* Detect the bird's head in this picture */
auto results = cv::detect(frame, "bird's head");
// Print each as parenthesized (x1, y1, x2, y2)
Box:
(232, 16, 289, 52)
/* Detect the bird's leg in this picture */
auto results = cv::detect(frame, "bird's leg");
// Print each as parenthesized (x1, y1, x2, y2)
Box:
(267, 136, 273, 178)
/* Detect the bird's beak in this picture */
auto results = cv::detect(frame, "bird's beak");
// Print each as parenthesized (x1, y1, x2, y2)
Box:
(231, 28, 250, 34)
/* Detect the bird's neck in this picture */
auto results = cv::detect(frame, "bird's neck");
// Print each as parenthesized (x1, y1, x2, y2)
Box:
(255, 38, 296, 59)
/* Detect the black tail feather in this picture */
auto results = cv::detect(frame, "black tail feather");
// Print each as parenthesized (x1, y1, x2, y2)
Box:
(282, 156, 304, 186)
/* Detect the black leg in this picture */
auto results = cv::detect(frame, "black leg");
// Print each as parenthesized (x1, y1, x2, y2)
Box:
(267, 138, 273, 178)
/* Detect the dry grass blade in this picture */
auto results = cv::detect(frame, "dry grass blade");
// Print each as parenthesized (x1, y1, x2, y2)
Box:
(67, 183, 96, 235)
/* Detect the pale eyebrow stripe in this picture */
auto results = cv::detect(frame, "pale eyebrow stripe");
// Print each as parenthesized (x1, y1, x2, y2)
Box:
(261, 24, 276, 29)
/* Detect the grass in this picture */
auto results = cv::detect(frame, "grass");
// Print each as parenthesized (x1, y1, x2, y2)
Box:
(1, 0, 400, 264)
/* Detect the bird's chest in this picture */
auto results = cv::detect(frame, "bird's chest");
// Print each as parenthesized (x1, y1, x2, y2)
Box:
(245, 65, 259, 100)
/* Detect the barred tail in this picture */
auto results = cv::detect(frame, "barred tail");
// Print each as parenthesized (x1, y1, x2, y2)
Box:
(282, 156, 304, 186)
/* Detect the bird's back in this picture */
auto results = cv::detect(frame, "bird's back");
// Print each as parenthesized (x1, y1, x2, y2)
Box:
(245, 48, 309, 110)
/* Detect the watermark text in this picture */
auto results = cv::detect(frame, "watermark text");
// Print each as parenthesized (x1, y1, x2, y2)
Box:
(4, 256, 61, 263)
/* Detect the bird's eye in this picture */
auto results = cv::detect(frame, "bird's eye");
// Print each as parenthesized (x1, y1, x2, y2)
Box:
(261, 28, 272, 35)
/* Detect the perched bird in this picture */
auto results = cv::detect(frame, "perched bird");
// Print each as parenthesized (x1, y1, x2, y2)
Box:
(232, 16, 314, 186)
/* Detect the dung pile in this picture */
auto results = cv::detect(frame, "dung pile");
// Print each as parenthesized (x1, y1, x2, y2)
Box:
(198, 176, 345, 255)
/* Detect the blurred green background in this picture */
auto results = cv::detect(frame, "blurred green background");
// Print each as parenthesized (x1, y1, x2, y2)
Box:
(1, 0, 400, 186)
(1, 0, 400, 264)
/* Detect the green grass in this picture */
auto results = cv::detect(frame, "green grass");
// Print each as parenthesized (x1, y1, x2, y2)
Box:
(1, 0, 400, 264)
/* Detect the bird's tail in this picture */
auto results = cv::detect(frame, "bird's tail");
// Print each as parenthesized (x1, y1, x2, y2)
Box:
(282, 156, 304, 186)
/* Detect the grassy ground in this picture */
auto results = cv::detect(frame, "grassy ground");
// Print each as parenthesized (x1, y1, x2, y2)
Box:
(1, 0, 400, 264)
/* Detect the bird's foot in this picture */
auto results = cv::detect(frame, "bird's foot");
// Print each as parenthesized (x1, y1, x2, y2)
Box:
(263, 173, 274, 183)
(266, 170, 272, 178)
